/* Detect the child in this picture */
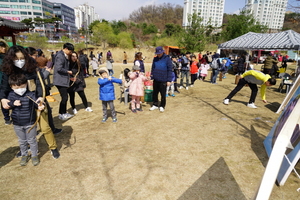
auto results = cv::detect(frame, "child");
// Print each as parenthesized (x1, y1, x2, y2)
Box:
(98, 67, 122, 122)
(199, 61, 210, 81)
(129, 65, 147, 113)
(7, 74, 44, 166)
(91, 55, 99, 77)
(190, 55, 199, 87)
(166, 60, 177, 97)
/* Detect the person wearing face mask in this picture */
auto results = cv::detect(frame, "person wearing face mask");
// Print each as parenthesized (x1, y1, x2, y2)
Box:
(25, 47, 62, 135)
(53, 43, 75, 121)
(0, 39, 11, 125)
(0, 45, 61, 159)
(7, 74, 44, 166)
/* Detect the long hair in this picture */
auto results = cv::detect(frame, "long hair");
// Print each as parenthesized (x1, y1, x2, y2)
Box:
(2, 45, 37, 75)
(135, 52, 142, 61)
(71, 51, 82, 70)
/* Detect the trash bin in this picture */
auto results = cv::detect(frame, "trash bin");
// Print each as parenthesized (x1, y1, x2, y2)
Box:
(144, 89, 153, 102)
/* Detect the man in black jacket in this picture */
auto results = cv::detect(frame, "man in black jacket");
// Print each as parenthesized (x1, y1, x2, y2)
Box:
(53, 43, 74, 120)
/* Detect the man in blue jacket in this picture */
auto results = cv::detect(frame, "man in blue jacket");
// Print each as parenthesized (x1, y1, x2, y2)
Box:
(149, 46, 172, 112)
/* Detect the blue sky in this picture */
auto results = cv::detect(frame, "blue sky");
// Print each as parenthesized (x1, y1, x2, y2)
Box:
(60, 0, 293, 21)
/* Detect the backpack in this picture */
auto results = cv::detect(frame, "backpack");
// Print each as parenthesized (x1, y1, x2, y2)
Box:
(211, 59, 219, 69)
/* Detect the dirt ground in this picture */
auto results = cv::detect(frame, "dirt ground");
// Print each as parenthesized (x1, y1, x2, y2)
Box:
(0, 62, 300, 200)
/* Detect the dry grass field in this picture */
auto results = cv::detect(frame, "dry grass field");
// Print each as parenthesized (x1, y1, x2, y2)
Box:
(0, 60, 300, 200)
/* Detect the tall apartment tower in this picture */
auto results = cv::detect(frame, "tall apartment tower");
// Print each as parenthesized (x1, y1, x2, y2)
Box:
(244, 0, 288, 31)
(74, 3, 99, 29)
(183, 0, 225, 28)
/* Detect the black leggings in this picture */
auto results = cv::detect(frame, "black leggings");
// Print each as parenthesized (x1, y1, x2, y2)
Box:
(68, 90, 88, 109)
(225, 78, 258, 104)
(56, 86, 69, 114)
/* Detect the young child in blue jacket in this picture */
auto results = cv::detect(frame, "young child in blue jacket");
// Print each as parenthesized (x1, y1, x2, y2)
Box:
(7, 74, 45, 166)
(97, 67, 122, 123)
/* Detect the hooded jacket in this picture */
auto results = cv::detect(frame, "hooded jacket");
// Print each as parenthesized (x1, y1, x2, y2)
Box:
(241, 70, 271, 101)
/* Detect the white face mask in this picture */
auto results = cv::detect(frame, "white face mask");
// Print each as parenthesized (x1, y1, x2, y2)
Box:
(13, 88, 27, 96)
(14, 59, 25, 69)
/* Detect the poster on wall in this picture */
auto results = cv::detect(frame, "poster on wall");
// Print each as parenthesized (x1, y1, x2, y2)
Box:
(255, 84, 300, 199)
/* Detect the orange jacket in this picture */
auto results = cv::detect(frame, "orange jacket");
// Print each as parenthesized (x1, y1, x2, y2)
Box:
(190, 61, 199, 74)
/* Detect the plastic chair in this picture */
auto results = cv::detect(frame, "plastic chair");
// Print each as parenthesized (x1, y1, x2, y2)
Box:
(120, 88, 130, 105)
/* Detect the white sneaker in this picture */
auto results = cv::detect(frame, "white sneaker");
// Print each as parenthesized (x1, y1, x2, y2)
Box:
(186, 87, 189, 90)
(179, 86, 183, 89)
(247, 103, 257, 108)
(59, 113, 74, 120)
(159, 107, 164, 112)
(149, 105, 158, 111)
(190, 85, 194, 87)
(223, 99, 229, 105)
(73, 108, 78, 114)
(85, 107, 93, 112)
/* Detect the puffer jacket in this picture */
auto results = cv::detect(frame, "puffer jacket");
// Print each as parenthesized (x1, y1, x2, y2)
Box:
(7, 90, 37, 126)
(98, 76, 122, 101)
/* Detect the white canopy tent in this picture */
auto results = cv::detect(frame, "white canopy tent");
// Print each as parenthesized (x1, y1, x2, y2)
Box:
(218, 30, 300, 51)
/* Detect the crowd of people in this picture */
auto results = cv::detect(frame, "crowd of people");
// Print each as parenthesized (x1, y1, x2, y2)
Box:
(0, 41, 282, 167)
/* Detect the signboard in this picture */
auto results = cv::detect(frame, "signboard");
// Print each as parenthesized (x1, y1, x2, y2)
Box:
(255, 76, 300, 199)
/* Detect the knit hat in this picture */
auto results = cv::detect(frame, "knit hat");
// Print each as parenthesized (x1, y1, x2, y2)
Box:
(98, 67, 108, 75)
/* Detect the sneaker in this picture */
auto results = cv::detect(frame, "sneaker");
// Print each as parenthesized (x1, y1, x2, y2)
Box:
(58, 113, 74, 121)
(132, 109, 137, 113)
(186, 87, 189, 90)
(31, 156, 40, 166)
(190, 85, 194, 87)
(166, 94, 169, 97)
(136, 108, 143, 112)
(73, 108, 78, 115)
(171, 94, 175, 97)
(5, 120, 12, 125)
(51, 148, 60, 159)
(223, 99, 229, 105)
(247, 103, 257, 108)
(102, 118, 107, 123)
(85, 107, 93, 112)
(16, 151, 22, 158)
(174, 90, 180, 93)
(159, 107, 164, 112)
(112, 118, 118, 123)
(179, 86, 183, 89)
(53, 128, 63, 135)
(20, 156, 30, 166)
(223, 76, 226, 79)
(149, 105, 158, 111)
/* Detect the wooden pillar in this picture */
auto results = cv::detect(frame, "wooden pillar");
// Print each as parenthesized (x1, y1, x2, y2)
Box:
(12, 35, 16, 45)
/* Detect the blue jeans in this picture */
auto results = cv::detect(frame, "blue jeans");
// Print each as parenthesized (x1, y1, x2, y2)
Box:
(180, 70, 190, 87)
(211, 69, 219, 83)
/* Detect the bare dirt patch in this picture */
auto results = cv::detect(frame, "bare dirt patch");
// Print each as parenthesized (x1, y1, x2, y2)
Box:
(0, 62, 299, 200)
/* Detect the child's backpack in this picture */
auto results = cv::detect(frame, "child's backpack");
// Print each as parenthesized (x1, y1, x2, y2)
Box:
(211, 58, 219, 69)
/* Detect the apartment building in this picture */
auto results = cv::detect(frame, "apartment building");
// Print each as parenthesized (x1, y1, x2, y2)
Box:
(74, 3, 99, 30)
(183, 0, 225, 27)
(244, 0, 288, 31)
(0, 0, 44, 21)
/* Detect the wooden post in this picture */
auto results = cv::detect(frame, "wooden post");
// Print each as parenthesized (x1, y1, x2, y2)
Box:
(219, 72, 222, 81)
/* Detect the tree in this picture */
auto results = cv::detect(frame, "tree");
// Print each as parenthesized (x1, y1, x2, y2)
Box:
(91, 22, 114, 48)
(111, 20, 127, 35)
(164, 23, 182, 37)
(118, 32, 133, 49)
(21, 19, 34, 30)
(179, 13, 207, 53)
(221, 10, 268, 41)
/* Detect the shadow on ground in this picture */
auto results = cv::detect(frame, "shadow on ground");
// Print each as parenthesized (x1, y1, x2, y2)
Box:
(178, 157, 247, 200)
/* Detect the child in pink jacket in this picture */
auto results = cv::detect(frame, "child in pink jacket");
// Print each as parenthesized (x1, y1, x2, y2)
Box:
(129, 65, 147, 113)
